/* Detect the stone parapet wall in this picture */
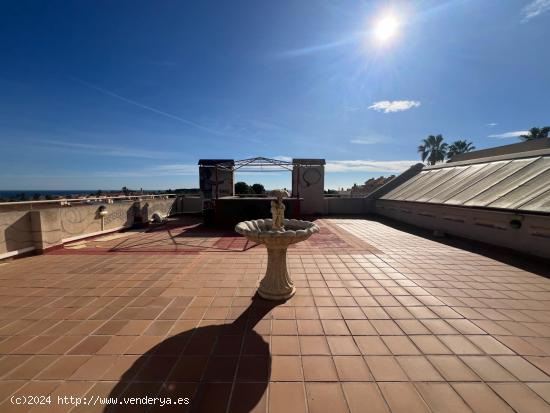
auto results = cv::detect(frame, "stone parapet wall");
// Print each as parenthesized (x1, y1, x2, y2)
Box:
(179, 197, 203, 213)
(138, 199, 177, 222)
(325, 198, 367, 215)
(0, 198, 177, 258)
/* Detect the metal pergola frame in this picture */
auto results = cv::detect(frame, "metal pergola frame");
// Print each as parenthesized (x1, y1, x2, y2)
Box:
(214, 157, 294, 172)
(202, 157, 294, 200)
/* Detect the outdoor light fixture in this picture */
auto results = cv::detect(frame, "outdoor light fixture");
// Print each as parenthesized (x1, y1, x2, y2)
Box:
(98, 205, 108, 231)
(510, 218, 522, 229)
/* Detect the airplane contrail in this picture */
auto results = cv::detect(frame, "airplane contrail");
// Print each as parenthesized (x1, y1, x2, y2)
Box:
(70, 77, 233, 137)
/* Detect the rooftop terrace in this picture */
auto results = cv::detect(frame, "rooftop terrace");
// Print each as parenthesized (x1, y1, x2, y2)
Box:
(1, 217, 549, 412)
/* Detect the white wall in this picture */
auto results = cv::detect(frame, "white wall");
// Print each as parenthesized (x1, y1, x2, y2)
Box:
(376, 199, 550, 260)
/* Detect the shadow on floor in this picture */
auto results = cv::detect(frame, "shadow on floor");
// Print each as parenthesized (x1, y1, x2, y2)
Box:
(104, 295, 283, 413)
(108, 222, 259, 253)
(344, 214, 550, 278)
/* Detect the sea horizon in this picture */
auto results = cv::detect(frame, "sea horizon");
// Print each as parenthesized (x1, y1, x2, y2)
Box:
(0, 189, 169, 198)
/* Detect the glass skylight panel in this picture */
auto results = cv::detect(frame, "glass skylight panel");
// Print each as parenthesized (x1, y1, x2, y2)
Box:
(446, 158, 537, 205)
(382, 171, 429, 200)
(489, 167, 550, 210)
(424, 162, 508, 204)
(464, 157, 550, 207)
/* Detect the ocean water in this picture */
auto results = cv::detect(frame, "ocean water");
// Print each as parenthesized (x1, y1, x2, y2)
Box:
(0, 190, 103, 199)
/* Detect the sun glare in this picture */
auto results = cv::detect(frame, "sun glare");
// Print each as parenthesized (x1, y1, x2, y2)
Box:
(374, 15, 400, 43)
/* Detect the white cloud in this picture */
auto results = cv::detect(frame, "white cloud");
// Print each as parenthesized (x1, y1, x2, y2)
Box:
(237, 171, 286, 176)
(35, 139, 172, 159)
(487, 123, 498, 127)
(93, 171, 156, 178)
(368, 100, 421, 113)
(326, 160, 418, 173)
(93, 159, 418, 179)
(521, 0, 550, 22)
(273, 156, 293, 162)
(350, 137, 385, 145)
(151, 164, 197, 174)
(488, 130, 528, 139)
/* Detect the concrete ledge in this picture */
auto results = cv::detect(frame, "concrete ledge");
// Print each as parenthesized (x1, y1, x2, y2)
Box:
(0, 198, 179, 259)
(0, 246, 36, 260)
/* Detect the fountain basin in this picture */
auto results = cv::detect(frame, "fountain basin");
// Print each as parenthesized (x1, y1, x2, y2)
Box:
(236, 218, 320, 300)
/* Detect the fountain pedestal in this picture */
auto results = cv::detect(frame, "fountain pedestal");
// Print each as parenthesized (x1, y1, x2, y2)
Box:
(259, 246, 295, 300)
(235, 218, 319, 300)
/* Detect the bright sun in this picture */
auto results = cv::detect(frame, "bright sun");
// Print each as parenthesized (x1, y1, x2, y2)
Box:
(374, 15, 400, 43)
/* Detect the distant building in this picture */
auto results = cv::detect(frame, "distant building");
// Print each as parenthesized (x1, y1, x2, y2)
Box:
(350, 175, 396, 197)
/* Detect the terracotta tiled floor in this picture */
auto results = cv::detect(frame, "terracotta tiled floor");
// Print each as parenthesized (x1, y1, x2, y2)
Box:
(1, 218, 550, 413)
(57, 217, 379, 256)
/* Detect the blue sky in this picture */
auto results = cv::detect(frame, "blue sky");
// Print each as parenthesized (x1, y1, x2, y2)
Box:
(1, 0, 549, 190)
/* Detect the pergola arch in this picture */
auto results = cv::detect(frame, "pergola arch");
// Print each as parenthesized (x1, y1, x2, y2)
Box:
(198, 157, 325, 215)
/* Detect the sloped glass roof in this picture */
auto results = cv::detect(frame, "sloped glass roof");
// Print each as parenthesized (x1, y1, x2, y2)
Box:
(380, 155, 550, 213)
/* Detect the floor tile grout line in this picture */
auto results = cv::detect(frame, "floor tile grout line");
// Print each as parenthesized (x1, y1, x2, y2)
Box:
(333, 220, 544, 412)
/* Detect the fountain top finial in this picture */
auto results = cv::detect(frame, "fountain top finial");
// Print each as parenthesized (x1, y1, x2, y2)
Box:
(270, 189, 289, 199)
(270, 189, 288, 231)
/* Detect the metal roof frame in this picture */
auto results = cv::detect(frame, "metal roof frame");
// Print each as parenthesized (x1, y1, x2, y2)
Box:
(213, 157, 294, 172)
(381, 155, 550, 213)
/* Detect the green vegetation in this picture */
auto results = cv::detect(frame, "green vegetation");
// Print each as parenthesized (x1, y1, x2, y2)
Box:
(418, 135, 448, 165)
(235, 182, 250, 194)
(447, 140, 476, 159)
(251, 183, 266, 194)
(418, 135, 476, 165)
(235, 182, 266, 195)
(520, 127, 550, 141)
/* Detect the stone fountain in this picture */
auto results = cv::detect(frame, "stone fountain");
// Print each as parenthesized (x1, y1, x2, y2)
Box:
(235, 189, 320, 300)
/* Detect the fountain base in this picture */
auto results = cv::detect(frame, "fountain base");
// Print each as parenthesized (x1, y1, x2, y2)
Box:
(258, 285, 296, 301)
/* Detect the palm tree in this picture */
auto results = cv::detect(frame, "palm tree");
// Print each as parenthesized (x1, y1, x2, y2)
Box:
(520, 127, 550, 141)
(418, 134, 448, 165)
(447, 140, 476, 160)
